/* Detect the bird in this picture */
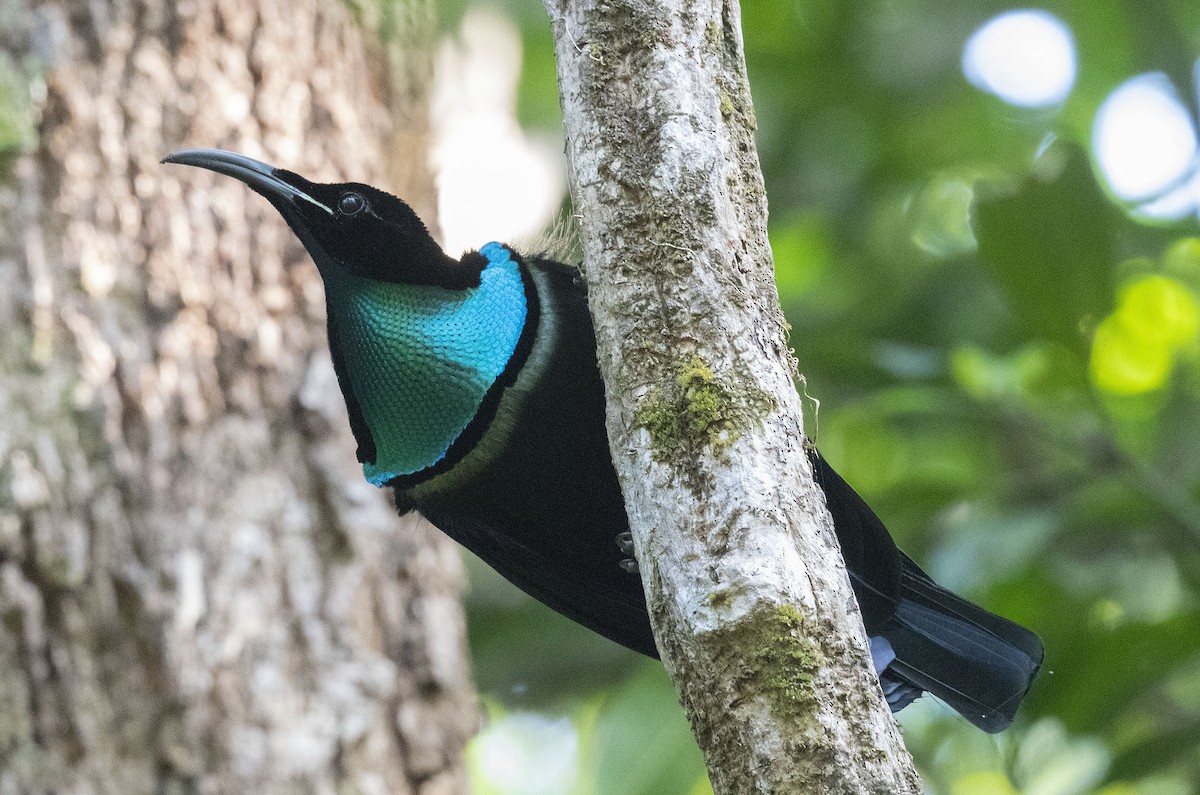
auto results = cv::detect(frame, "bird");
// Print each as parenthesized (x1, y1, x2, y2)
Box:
(163, 149, 1043, 732)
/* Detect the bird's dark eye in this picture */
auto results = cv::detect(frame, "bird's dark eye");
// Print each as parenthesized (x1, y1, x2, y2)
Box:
(338, 192, 365, 216)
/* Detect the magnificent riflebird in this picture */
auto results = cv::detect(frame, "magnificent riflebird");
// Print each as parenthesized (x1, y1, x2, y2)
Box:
(163, 149, 1043, 732)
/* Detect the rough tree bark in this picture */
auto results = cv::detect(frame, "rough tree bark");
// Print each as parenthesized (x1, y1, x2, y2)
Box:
(0, 1, 475, 792)
(544, 1, 922, 792)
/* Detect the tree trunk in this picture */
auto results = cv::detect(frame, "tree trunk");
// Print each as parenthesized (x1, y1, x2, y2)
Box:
(0, 1, 476, 792)
(544, 1, 922, 792)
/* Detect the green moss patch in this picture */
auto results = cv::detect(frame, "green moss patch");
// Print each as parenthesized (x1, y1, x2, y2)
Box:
(719, 89, 735, 119)
(709, 602, 825, 722)
(636, 355, 735, 460)
(760, 605, 823, 704)
(634, 355, 774, 487)
(706, 589, 734, 611)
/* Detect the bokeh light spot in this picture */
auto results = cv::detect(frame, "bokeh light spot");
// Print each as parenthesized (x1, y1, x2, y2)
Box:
(1093, 73, 1199, 203)
(432, 10, 567, 255)
(1118, 275, 1200, 347)
(468, 711, 579, 795)
(911, 177, 976, 258)
(1090, 275, 1200, 394)
(951, 770, 1020, 795)
(1090, 318, 1170, 394)
(962, 10, 1077, 108)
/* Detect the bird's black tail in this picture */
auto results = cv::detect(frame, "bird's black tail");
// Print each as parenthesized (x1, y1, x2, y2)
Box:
(876, 555, 1044, 733)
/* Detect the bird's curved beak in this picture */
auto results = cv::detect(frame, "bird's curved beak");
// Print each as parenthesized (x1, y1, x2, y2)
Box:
(161, 149, 333, 216)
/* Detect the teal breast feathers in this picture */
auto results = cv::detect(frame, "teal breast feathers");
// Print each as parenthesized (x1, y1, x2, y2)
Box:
(330, 242, 528, 485)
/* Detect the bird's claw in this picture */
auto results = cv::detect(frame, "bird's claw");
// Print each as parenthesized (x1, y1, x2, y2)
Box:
(615, 532, 639, 574)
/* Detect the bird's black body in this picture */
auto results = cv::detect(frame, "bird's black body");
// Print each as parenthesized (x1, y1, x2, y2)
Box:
(164, 149, 1043, 733)
(400, 256, 657, 657)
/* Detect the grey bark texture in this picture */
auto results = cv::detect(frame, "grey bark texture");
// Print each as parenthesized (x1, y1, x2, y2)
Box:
(0, 1, 476, 792)
(543, 1, 923, 792)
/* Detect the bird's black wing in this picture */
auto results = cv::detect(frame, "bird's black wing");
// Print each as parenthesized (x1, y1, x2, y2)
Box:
(419, 506, 657, 656)
(806, 448, 904, 632)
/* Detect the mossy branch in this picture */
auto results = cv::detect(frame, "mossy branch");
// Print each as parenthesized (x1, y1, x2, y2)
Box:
(544, 0, 922, 791)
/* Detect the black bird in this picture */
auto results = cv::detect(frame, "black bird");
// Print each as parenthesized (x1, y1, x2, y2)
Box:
(163, 149, 1043, 732)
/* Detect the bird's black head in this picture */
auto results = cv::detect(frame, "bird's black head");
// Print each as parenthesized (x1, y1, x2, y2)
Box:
(162, 149, 482, 289)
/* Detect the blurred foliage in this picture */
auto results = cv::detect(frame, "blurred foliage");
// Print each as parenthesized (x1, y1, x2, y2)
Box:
(444, 1, 1200, 793)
